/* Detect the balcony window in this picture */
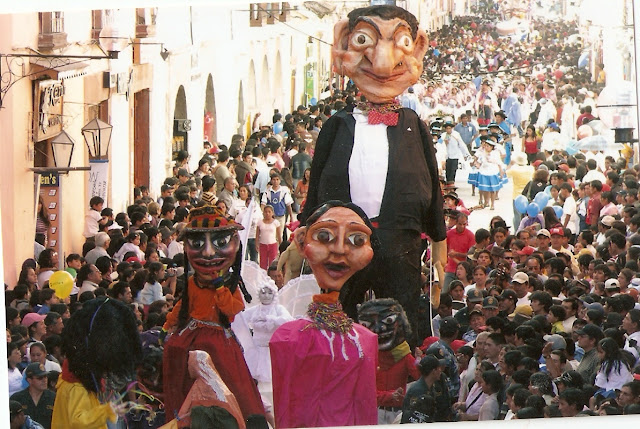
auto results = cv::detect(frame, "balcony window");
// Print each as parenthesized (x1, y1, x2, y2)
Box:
(38, 12, 67, 50)
(136, 8, 157, 38)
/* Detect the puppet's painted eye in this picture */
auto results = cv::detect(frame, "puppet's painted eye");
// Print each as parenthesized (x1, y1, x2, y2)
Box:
(397, 34, 413, 49)
(347, 232, 368, 247)
(213, 234, 232, 248)
(383, 315, 398, 324)
(188, 234, 207, 250)
(351, 31, 373, 47)
(312, 229, 335, 243)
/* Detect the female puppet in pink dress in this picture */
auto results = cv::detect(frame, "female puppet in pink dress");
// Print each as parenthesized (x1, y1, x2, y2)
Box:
(269, 201, 380, 428)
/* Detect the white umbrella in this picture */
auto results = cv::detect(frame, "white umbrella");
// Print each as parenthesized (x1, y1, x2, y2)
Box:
(574, 135, 624, 151)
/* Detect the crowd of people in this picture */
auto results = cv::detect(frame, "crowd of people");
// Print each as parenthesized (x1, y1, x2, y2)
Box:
(7, 2, 640, 429)
(7, 91, 359, 427)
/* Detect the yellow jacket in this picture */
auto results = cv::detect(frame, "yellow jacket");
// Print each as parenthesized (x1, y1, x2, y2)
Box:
(51, 377, 117, 429)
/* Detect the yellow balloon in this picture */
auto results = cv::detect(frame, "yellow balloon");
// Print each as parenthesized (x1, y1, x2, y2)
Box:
(49, 270, 74, 299)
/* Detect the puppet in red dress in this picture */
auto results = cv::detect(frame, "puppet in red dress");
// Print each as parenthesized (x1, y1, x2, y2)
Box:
(161, 205, 265, 425)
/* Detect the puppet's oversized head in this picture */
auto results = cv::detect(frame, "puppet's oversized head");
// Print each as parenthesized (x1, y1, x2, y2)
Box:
(62, 297, 142, 393)
(295, 201, 375, 292)
(357, 298, 411, 351)
(332, 5, 428, 104)
(180, 205, 244, 284)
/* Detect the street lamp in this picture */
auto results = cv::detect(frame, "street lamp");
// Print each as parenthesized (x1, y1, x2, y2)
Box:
(50, 130, 75, 168)
(81, 118, 113, 160)
(98, 23, 128, 60)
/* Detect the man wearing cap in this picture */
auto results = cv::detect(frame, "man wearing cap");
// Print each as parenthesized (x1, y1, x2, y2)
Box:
(511, 272, 531, 306)
(10, 362, 55, 429)
(549, 227, 567, 254)
(157, 184, 174, 208)
(542, 333, 572, 376)
(177, 168, 192, 185)
(426, 316, 460, 401)
(535, 229, 552, 253)
(482, 296, 499, 320)
(401, 355, 452, 422)
(9, 400, 28, 429)
(462, 309, 485, 343)
(455, 288, 484, 328)
(575, 323, 604, 384)
(498, 289, 517, 317)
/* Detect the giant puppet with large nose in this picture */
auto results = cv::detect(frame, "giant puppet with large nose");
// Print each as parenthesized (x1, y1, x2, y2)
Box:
(301, 5, 447, 346)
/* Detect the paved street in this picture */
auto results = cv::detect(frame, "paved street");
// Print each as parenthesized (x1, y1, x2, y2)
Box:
(452, 158, 516, 233)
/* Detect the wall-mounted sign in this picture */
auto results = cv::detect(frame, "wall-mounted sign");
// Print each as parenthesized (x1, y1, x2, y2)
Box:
(88, 159, 109, 207)
(35, 80, 64, 142)
(39, 172, 61, 257)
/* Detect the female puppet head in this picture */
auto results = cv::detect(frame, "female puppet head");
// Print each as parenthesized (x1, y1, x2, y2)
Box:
(332, 5, 429, 104)
(62, 296, 142, 393)
(295, 201, 378, 292)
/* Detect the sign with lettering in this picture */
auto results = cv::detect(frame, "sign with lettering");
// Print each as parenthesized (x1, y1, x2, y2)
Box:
(39, 172, 61, 258)
(88, 159, 109, 206)
(35, 80, 64, 142)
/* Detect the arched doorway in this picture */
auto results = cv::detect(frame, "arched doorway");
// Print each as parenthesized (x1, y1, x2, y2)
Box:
(237, 81, 246, 136)
(172, 85, 188, 161)
(260, 55, 271, 116)
(274, 51, 284, 114)
(247, 60, 257, 110)
(204, 75, 217, 144)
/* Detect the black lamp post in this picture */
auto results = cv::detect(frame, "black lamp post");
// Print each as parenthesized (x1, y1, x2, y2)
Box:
(50, 130, 75, 168)
(81, 118, 113, 160)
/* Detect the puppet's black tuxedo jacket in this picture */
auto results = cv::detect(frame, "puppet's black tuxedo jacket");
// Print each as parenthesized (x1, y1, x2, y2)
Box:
(303, 105, 446, 242)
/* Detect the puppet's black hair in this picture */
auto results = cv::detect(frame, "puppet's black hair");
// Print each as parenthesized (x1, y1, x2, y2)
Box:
(61, 296, 142, 393)
(347, 5, 419, 40)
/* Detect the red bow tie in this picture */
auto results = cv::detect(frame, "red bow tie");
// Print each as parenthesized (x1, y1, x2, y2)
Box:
(368, 110, 399, 126)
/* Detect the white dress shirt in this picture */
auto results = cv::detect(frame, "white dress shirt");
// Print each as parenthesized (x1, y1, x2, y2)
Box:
(349, 108, 389, 219)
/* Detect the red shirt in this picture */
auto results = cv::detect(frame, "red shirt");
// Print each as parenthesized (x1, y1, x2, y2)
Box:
(445, 227, 475, 272)
(586, 195, 602, 225)
(376, 350, 420, 407)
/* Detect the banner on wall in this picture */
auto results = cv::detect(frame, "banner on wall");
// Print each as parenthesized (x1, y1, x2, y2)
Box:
(88, 159, 109, 206)
(39, 172, 62, 262)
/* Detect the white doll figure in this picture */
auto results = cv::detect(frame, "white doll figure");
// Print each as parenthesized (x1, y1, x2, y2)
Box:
(243, 281, 293, 385)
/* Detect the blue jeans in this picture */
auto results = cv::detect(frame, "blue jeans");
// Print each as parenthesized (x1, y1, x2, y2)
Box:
(246, 238, 258, 262)
(513, 201, 523, 231)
